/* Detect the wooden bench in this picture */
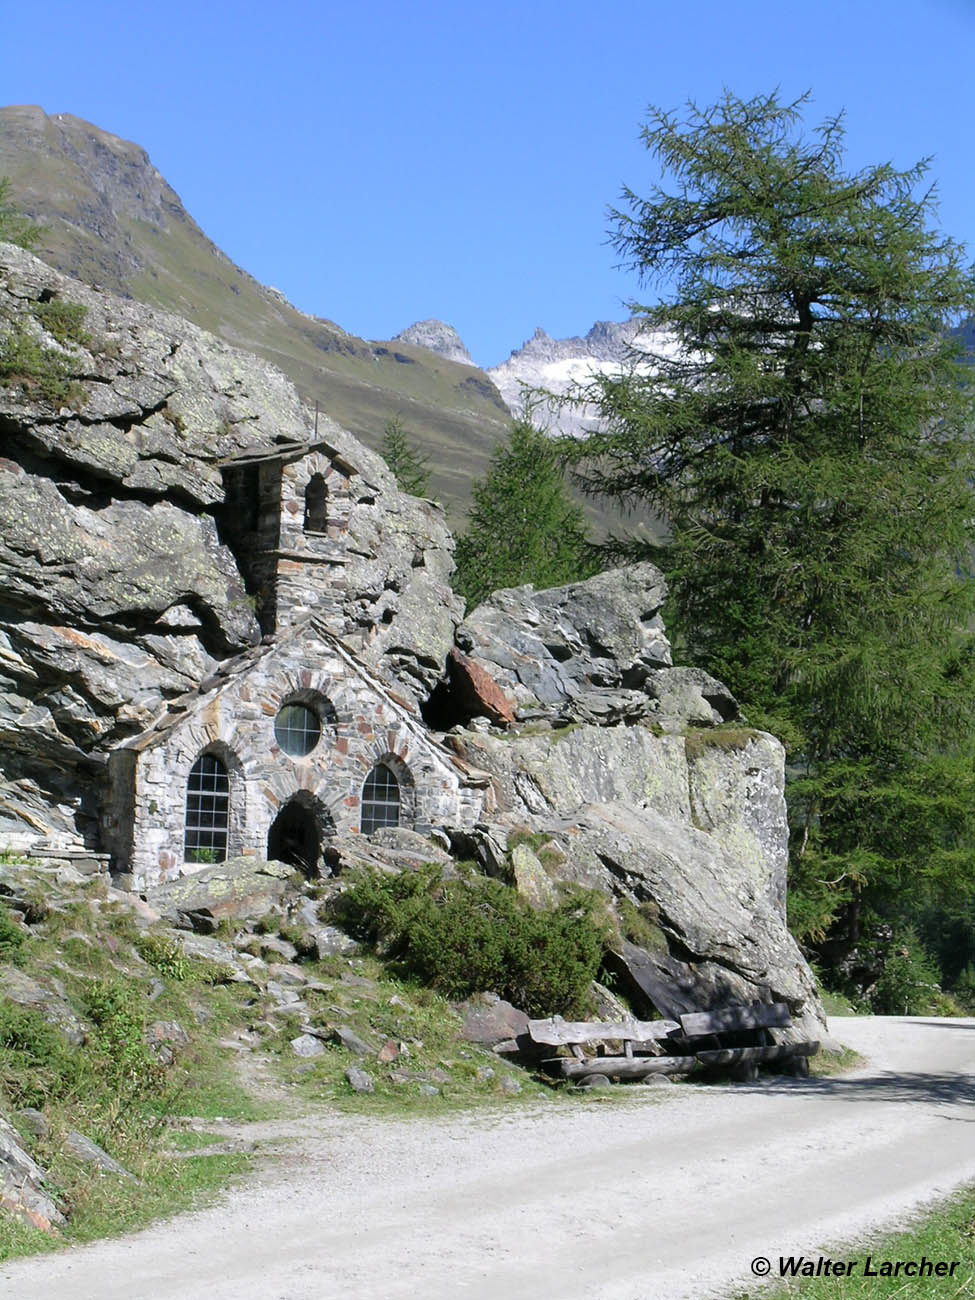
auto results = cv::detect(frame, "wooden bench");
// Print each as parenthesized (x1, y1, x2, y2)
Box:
(674, 1002, 818, 1081)
(530, 1001, 819, 1084)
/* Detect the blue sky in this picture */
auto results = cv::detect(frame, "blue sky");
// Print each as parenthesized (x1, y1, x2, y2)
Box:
(2, 0, 972, 367)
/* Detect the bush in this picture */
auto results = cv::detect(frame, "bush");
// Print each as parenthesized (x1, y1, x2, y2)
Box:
(0, 325, 80, 405)
(333, 865, 607, 1017)
(32, 298, 90, 347)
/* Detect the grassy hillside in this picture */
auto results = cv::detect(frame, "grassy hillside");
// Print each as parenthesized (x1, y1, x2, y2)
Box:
(0, 105, 511, 525)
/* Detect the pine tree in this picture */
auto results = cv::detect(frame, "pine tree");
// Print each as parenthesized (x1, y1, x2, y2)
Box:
(570, 91, 975, 973)
(453, 418, 597, 608)
(381, 415, 431, 497)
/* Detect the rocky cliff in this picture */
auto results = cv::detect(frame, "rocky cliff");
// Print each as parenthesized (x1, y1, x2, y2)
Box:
(0, 242, 460, 847)
(0, 242, 825, 1037)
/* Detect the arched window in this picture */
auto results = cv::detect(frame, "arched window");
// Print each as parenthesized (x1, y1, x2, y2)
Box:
(304, 473, 328, 532)
(184, 753, 229, 863)
(361, 763, 401, 835)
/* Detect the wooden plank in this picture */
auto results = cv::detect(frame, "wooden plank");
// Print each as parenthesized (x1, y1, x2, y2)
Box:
(679, 1002, 792, 1037)
(695, 1042, 819, 1067)
(528, 1016, 679, 1047)
(553, 1054, 700, 1080)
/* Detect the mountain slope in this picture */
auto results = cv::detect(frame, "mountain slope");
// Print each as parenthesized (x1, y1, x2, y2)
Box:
(0, 105, 511, 522)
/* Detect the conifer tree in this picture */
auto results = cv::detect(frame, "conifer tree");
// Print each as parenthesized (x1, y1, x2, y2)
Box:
(454, 418, 597, 608)
(381, 414, 431, 497)
(571, 91, 975, 975)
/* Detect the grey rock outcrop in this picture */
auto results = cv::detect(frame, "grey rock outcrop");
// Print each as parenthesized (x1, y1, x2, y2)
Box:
(456, 564, 735, 729)
(63, 1130, 135, 1180)
(0, 1116, 65, 1232)
(394, 320, 474, 366)
(0, 243, 462, 845)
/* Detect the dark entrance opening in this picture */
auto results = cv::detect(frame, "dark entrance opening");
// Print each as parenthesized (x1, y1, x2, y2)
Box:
(267, 800, 321, 876)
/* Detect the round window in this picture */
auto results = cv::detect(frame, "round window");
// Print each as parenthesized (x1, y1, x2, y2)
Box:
(274, 703, 321, 757)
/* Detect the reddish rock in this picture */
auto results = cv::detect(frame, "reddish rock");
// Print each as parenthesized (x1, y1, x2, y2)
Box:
(447, 648, 516, 726)
(455, 992, 529, 1045)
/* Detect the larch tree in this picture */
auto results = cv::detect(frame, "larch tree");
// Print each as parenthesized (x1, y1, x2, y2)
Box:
(453, 417, 597, 609)
(569, 90, 975, 990)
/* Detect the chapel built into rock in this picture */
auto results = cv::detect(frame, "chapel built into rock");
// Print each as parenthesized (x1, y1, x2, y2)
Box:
(101, 439, 486, 890)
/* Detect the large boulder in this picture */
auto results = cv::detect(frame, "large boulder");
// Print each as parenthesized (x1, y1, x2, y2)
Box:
(148, 856, 294, 928)
(449, 708, 823, 1037)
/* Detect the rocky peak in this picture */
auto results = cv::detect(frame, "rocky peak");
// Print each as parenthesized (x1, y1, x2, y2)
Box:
(486, 318, 638, 435)
(393, 319, 474, 366)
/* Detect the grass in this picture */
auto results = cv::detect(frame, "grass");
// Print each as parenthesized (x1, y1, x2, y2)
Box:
(0, 882, 271, 1260)
(735, 1185, 975, 1298)
(0, 1149, 250, 1262)
(257, 953, 544, 1116)
(683, 726, 764, 758)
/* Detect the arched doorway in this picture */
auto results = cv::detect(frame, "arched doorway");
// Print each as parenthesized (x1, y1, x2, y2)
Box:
(267, 798, 321, 875)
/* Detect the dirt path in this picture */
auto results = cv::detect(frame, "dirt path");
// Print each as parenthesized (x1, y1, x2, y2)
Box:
(4, 1016, 974, 1300)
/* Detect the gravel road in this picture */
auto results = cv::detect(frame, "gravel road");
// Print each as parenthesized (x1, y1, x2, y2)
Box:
(4, 1016, 974, 1300)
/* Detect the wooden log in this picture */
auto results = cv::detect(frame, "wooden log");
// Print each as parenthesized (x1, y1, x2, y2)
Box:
(679, 1002, 792, 1037)
(528, 1015, 679, 1047)
(695, 1042, 819, 1067)
(551, 1054, 700, 1080)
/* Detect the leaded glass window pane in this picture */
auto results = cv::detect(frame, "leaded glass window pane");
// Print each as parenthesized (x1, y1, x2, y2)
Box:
(274, 703, 321, 756)
(184, 754, 229, 863)
(361, 763, 400, 835)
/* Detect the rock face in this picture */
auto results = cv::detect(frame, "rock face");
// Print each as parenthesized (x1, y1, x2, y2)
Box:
(449, 568, 825, 1039)
(0, 242, 461, 846)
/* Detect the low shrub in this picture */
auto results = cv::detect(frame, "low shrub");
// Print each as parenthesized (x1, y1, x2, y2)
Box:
(0, 325, 81, 405)
(135, 932, 189, 981)
(0, 1002, 83, 1107)
(32, 297, 90, 347)
(333, 864, 607, 1016)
